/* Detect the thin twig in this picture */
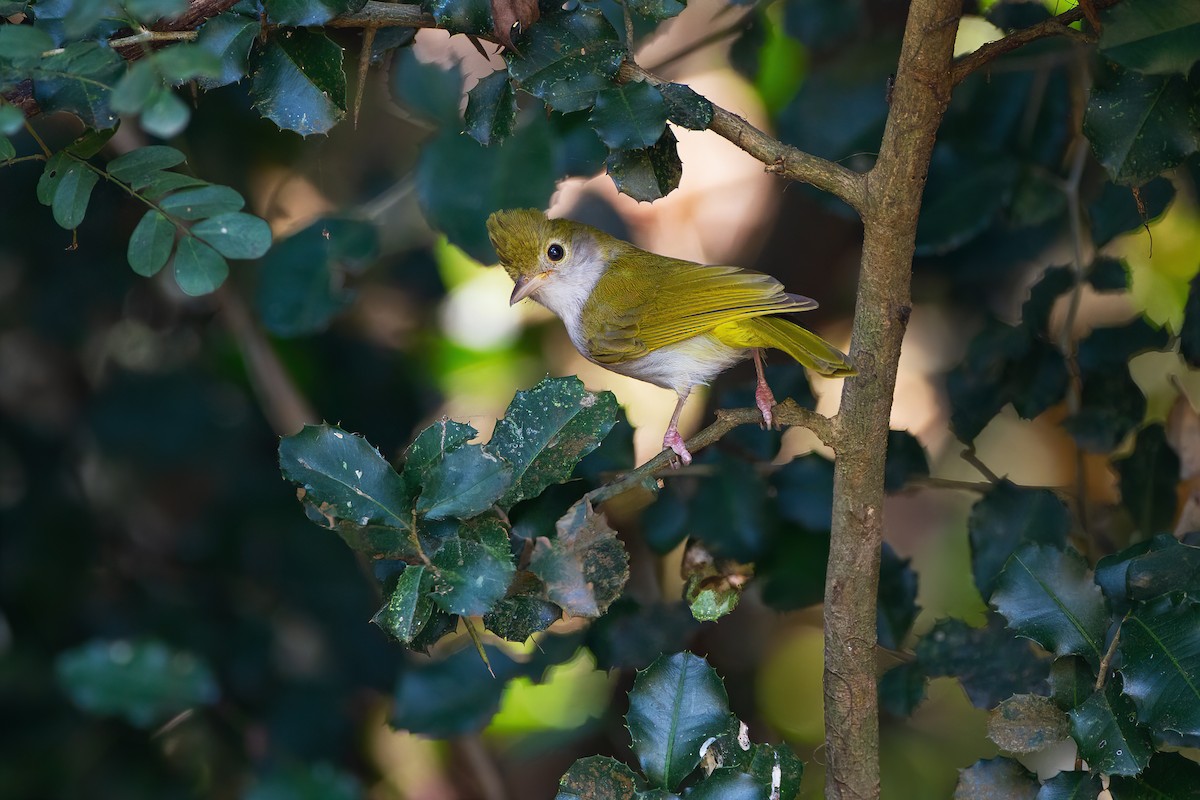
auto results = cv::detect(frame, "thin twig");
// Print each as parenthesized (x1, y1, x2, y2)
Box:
(643, 12, 754, 74)
(1094, 615, 1126, 692)
(107, 29, 198, 49)
(961, 447, 1001, 484)
(586, 399, 836, 505)
(951, 0, 1120, 86)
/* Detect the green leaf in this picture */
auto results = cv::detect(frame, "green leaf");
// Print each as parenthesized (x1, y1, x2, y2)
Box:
(877, 543, 919, 649)
(488, 376, 619, 508)
(172, 236, 228, 295)
(392, 643, 521, 736)
(504, 7, 624, 114)
(1084, 68, 1200, 186)
(250, 30, 346, 136)
(123, 0, 188, 22)
(1049, 656, 1097, 711)
(416, 113, 558, 262)
(1100, 0, 1200, 77)
(465, 70, 517, 146)
(1108, 752, 1200, 799)
(0, 24, 55, 63)
(32, 42, 123, 129)
(0, 135, 13, 162)
(55, 639, 218, 728)
(256, 216, 378, 337)
(372, 565, 434, 644)
(1090, 257, 1129, 292)
(107, 145, 187, 183)
(391, 48, 463, 126)
(1068, 681, 1154, 777)
(685, 769, 763, 800)
(883, 429, 929, 492)
(51, 160, 99, 229)
(245, 764, 362, 800)
(987, 694, 1070, 754)
(279, 423, 415, 533)
(0, 104, 24, 136)
(424, 0, 493, 38)
(589, 82, 667, 150)
(659, 82, 712, 131)
(684, 546, 751, 622)
(402, 418, 478, 493)
(739, 743, 804, 800)
(773, 453, 834, 531)
(110, 60, 158, 115)
(158, 185, 245, 220)
(627, 652, 731, 791)
(528, 499, 628, 618)
(879, 662, 926, 718)
(429, 514, 515, 616)
(605, 127, 682, 203)
(128, 210, 176, 277)
(139, 87, 191, 138)
(968, 481, 1072, 601)
(1182, 273, 1200, 368)
(483, 594, 561, 642)
(36, 152, 68, 206)
(1035, 771, 1102, 800)
(1116, 425, 1180, 538)
(1119, 594, 1200, 742)
(264, 0, 363, 26)
(415, 444, 513, 520)
(992, 543, 1109, 665)
(916, 615, 1050, 710)
(586, 599, 699, 671)
(195, 11, 261, 90)
(556, 755, 646, 800)
(1124, 539, 1200, 600)
(1089, 178, 1175, 249)
(139, 171, 209, 198)
(65, 128, 116, 160)
(1076, 319, 1170, 372)
(152, 43, 223, 85)
(1063, 368, 1147, 454)
(1022, 266, 1074, 338)
(191, 212, 272, 260)
(953, 758, 1039, 800)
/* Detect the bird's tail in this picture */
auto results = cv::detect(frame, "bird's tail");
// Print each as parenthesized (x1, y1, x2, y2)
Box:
(731, 316, 855, 377)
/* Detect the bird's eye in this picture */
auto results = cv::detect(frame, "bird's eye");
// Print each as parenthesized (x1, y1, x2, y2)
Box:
(546, 243, 565, 262)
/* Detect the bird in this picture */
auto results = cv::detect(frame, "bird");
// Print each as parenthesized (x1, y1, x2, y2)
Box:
(486, 209, 854, 466)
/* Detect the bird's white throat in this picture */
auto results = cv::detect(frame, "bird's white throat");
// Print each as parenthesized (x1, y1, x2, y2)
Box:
(529, 236, 607, 350)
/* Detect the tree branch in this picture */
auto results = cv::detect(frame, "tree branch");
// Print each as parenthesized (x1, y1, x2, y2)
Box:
(950, 0, 1120, 86)
(620, 61, 868, 214)
(586, 398, 835, 506)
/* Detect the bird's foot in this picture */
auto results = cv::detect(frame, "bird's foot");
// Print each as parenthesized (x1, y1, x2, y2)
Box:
(755, 381, 777, 429)
(662, 428, 692, 468)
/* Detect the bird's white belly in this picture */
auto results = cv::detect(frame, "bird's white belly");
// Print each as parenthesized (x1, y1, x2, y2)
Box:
(599, 334, 748, 396)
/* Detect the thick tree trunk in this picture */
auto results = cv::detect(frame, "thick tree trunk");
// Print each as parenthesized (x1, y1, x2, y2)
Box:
(822, 2, 962, 798)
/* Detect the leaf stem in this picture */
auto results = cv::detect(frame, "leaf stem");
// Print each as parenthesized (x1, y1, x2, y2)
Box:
(1094, 614, 1126, 692)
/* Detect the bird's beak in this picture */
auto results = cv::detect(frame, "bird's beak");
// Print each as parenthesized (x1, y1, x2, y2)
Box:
(509, 272, 547, 305)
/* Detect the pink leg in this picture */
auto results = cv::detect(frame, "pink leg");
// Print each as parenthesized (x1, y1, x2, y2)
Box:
(753, 348, 777, 429)
(662, 390, 692, 467)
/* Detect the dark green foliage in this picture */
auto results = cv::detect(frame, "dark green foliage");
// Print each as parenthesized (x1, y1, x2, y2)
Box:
(1035, 770, 1102, 800)
(992, 543, 1109, 665)
(1089, 178, 1175, 248)
(589, 82, 668, 151)
(465, 70, 517, 146)
(1098, 0, 1200, 77)
(586, 600, 699, 670)
(1048, 657, 1096, 712)
(968, 481, 1072, 601)
(55, 639, 219, 728)
(1182, 273, 1200, 368)
(954, 757, 1039, 799)
(1116, 425, 1180, 537)
(660, 82, 713, 131)
(250, 30, 347, 136)
(1119, 595, 1200, 743)
(876, 543, 919, 650)
(606, 128, 683, 203)
(1107, 752, 1200, 799)
(195, 11, 261, 89)
(915, 615, 1049, 710)
(1068, 680, 1155, 777)
(883, 430, 929, 492)
(504, 7, 624, 114)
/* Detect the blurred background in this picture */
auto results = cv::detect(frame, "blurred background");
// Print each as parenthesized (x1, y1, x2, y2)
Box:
(2, 0, 1198, 797)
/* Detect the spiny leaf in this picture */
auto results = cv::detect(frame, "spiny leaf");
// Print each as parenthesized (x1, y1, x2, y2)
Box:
(488, 376, 619, 509)
(503, 7, 624, 114)
(465, 70, 517, 146)
(1068, 680, 1155, 777)
(372, 565, 435, 644)
(428, 514, 515, 616)
(626, 652, 731, 791)
(605, 127, 682, 202)
(416, 444, 513, 520)
(1119, 594, 1200, 743)
(589, 82, 667, 151)
(250, 30, 346, 136)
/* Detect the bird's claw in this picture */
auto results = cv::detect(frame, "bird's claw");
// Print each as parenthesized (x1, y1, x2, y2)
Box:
(755, 382, 777, 430)
(662, 429, 692, 468)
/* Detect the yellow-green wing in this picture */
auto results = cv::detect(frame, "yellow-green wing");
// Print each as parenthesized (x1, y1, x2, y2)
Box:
(581, 252, 815, 364)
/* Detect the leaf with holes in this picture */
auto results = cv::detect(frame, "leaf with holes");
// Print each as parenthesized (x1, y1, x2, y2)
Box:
(529, 500, 628, 618)
(429, 514, 515, 616)
(1068, 680, 1154, 777)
